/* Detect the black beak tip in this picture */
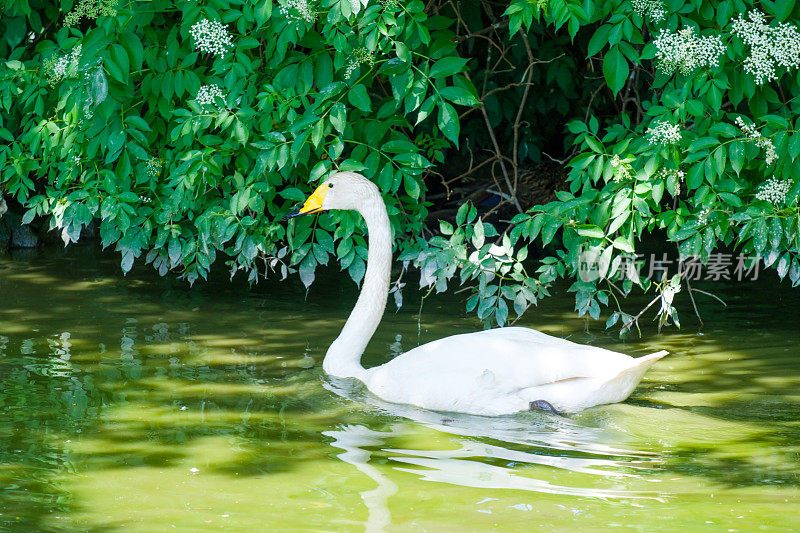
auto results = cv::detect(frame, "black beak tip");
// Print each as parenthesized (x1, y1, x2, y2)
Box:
(284, 207, 302, 219)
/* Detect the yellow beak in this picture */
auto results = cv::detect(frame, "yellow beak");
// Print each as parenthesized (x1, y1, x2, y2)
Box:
(284, 184, 328, 219)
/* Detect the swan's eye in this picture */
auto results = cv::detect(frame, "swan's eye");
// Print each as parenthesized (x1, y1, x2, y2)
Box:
(328, 183, 334, 188)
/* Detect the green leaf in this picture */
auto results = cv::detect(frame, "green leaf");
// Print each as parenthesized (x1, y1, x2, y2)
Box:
(255, 0, 273, 26)
(472, 219, 485, 248)
(789, 133, 800, 161)
(575, 224, 605, 238)
(456, 203, 470, 225)
(687, 164, 703, 190)
(125, 116, 151, 132)
(4, 17, 25, 48)
(396, 42, 411, 62)
(299, 254, 316, 288)
(106, 44, 130, 84)
(730, 141, 745, 174)
(403, 174, 421, 199)
(21, 209, 36, 225)
(119, 33, 144, 71)
(390, 69, 413, 102)
(612, 236, 634, 253)
(761, 114, 789, 129)
(348, 84, 372, 112)
(770, 0, 796, 20)
(429, 57, 469, 79)
(587, 24, 610, 57)
(330, 102, 346, 133)
(602, 46, 629, 96)
(382, 139, 417, 153)
(416, 96, 436, 125)
(438, 86, 479, 107)
(437, 101, 459, 145)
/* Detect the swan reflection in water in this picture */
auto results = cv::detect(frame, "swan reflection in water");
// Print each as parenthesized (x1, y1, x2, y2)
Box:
(324, 377, 666, 532)
(324, 425, 398, 533)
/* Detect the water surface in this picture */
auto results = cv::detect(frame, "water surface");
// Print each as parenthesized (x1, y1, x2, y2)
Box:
(0, 247, 798, 531)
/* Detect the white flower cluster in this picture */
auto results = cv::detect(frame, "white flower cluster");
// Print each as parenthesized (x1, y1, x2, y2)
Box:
(697, 207, 710, 224)
(755, 176, 791, 205)
(64, 0, 118, 26)
(344, 47, 374, 79)
(731, 11, 800, 85)
(657, 167, 685, 180)
(190, 19, 233, 56)
(632, 0, 666, 23)
(647, 120, 682, 145)
(47, 45, 82, 86)
(279, 0, 317, 24)
(657, 167, 685, 195)
(146, 158, 163, 178)
(736, 116, 778, 165)
(196, 84, 226, 107)
(654, 27, 726, 75)
(610, 154, 631, 182)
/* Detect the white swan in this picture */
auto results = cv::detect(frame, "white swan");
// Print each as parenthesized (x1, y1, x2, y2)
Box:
(286, 171, 668, 414)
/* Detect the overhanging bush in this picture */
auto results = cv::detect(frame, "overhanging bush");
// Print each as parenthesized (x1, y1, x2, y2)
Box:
(3, 0, 800, 335)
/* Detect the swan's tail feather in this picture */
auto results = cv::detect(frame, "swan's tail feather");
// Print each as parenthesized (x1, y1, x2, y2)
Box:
(618, 350, 669, 378)
(598, 350, 669, 405)
(640, 350, 669, 363)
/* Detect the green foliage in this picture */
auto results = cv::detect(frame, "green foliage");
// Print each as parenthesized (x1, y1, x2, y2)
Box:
(487, 0, 800, 334)
(4, 0, 800, 334)
(399, 202, 553, 327)
(0, 0, 475, 284)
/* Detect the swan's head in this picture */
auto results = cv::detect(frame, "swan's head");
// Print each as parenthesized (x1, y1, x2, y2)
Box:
(284, 171, 379, 218)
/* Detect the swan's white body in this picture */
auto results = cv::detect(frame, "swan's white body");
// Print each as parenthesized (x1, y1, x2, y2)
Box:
(291, 172, 668, 415)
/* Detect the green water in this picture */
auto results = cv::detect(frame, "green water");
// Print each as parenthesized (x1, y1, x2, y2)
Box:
(0, 248, 798, 532)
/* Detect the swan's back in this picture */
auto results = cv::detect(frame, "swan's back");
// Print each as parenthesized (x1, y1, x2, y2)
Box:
(363, 327, 666, 414)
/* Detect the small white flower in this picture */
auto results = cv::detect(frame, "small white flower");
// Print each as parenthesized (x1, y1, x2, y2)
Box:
(65, 0, 118, 26)
(279, 0, 317, 24)
(52, 56, 69, 78)
(657, 167, 684, 195)
(609, 154, 632, 182)
(731, 10, 800, 85)
(196, 84, 226, 108)
(755, 176, 791, 205)
(647, 120, 682, 145)
(190, 19, 233, 56)
(654, 27, 725, 75)
(189, 467, 200, 473)
(344, 47, 374, 78)
(657, 167, 685, 180)
(146, 157, 163, 177)
(47, 44, 82, 85)
(736, 116, 778, 166)
(632, 0, 666, 23)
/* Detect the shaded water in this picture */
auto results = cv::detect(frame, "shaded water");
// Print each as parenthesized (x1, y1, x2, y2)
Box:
(0, 247, 798, 532)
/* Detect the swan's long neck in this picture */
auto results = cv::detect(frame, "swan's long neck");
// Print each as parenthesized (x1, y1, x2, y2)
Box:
(323, 191, 392, 379)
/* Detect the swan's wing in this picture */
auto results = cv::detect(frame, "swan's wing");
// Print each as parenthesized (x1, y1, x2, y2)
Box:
(398, 327, 634, 382)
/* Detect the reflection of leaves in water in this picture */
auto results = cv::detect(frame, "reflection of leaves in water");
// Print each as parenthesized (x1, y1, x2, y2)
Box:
(0, 341, 101, 531)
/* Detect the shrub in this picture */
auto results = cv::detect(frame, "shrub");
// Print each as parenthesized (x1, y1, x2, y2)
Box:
(3, 0, 800, 334)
